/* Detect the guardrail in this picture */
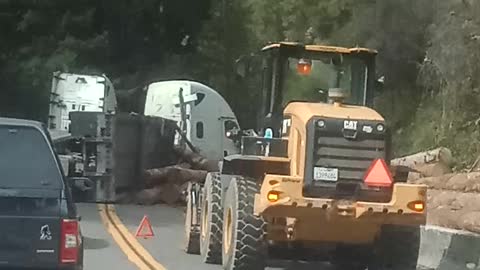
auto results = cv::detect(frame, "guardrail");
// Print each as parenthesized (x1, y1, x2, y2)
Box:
(418, 225, 480, 270)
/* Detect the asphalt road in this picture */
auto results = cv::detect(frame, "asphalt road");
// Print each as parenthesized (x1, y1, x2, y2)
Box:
(77, 203, 138, 270)
(113, 204, 333, 270)
(76, 202, 336, 270)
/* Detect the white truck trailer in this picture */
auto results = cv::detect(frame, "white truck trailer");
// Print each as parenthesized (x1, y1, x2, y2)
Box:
(47, 71, 120, 202)
(47, 71, 117, 131)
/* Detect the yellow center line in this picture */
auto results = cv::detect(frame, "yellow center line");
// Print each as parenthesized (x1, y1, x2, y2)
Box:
(98, 204, 168, 270)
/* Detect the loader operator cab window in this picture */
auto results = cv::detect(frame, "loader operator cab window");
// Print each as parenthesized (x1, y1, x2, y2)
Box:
(280, 53, 368, 107)
(258, 49, 373, 138)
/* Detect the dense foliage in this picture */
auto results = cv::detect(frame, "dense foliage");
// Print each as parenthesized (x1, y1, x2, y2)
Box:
(1, 0, 479, 168)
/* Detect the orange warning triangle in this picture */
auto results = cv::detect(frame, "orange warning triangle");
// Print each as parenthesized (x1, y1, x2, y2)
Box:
(364, 159, 393, 187)
(135, 215, 154, 238)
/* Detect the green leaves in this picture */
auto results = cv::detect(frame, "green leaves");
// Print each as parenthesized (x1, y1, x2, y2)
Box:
(2, 0, 479, 168)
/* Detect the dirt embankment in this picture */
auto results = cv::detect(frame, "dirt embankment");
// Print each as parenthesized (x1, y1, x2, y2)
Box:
(393, 147, 480, 234)
(410, 172, 480, 233)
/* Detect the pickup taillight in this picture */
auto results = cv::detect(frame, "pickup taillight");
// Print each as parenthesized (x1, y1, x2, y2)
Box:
(60, 219, 79, 264)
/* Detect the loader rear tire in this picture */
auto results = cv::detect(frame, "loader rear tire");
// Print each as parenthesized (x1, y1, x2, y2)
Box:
(184, 182, 200, 254)
(200, 173, 223, 264)
(222, 176, 267, 270)
(369, 225, 421, 270)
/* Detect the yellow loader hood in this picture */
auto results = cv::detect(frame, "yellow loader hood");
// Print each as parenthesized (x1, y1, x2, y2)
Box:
(284, 102, 385, 125)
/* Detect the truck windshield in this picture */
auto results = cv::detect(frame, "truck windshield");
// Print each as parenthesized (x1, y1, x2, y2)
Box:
(281, 55, 368, 107)
(0, 126, 63, 189)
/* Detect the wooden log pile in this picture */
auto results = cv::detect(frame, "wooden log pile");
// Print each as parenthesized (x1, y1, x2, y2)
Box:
(392, 147, 480, 234)
(425, 189, 480, 232)
(391, 147, 454, 180)
(115, 145, 218, 206)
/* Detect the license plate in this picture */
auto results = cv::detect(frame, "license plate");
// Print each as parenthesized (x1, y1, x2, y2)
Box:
(313, 167, 338, 182)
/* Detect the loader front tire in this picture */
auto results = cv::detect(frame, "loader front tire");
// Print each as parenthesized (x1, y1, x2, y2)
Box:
(199, 173, 223, 264)
(222, 176, 267, 270)
(183, 182, 200, 254)
(369, 224, 421, 270)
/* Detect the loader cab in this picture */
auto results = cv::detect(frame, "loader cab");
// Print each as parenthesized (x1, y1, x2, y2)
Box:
(244, 42, 378, 138)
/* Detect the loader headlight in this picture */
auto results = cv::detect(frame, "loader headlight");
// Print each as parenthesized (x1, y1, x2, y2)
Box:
(376, 123, 385, 132)
(317, 120, 326, 128)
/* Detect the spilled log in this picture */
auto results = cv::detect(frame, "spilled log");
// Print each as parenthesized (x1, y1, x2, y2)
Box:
(144, 165, 208, 187)
(173, 145, 219, 172)
(116, 144, 214, 206)
(391, 147, 453, 179)
(409, 171, 480, 192)
(426, 189, 480, 234)
(391, 147, 453, 168)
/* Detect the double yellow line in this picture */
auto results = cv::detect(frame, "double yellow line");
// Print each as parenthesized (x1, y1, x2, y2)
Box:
(98, 204, 167, 270)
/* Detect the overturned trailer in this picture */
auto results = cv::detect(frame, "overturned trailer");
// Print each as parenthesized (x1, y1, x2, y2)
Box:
(51, 74, 233, 204)
(52, 112, 176, 202)
(49, 72, 179, 203)
(55, 111, 178, 203)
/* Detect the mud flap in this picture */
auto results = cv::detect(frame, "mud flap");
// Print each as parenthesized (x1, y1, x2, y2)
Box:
(184, 182, 202, 254)
(69, 175, 115, 203)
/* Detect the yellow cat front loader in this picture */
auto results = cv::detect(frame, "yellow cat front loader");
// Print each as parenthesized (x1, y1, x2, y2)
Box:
(184, 42, 427, 270)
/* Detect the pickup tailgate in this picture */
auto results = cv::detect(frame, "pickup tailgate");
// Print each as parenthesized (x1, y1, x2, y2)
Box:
(0, 188, 62, 267)
(0, 125, 66, 267)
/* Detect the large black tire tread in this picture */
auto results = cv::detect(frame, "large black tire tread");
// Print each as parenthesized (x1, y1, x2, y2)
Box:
(200, 173, 223, 264)
(184, 182, 200, 254)
(369, 224, 421, 270)
(222, 176, 267, 270)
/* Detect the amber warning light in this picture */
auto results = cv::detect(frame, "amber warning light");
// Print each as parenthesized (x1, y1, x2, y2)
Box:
(297, 59, 312, 76)
(267, 191, 280, 202)
(363, 159, 393, 187)
(407, 200, 425, 212)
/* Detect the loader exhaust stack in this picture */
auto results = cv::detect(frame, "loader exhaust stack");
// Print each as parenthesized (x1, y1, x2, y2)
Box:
(328, 87, 349, 106)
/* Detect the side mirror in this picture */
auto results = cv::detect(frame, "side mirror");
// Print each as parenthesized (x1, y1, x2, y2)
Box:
(226, 130, 234, 139)
(375, 76, 385, 93)
(235, 56, 249, 78)
(317, 88, 329, 102)
(225, 127, 240, 140)
(234, 53, 262, 78)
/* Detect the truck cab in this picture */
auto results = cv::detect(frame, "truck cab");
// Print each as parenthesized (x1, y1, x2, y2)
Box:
(143, 80, 241, 163)
(48, 72, 117, 132)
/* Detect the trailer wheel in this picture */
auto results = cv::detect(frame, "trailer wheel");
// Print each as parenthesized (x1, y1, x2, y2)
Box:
(199, 173, 223, 264)
(184, 182, 200, 254)
(222, 176, 267, 270)
(369, 225, 421, 270)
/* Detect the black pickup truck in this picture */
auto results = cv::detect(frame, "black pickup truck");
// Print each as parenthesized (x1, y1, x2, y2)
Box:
(0, 117, 84, 270)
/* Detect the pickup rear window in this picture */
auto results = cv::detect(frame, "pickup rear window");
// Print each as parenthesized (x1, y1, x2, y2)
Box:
(0, 126, 63, 190)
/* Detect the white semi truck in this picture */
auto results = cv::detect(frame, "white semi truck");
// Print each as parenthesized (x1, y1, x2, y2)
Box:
(143, 80, 241, 163)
